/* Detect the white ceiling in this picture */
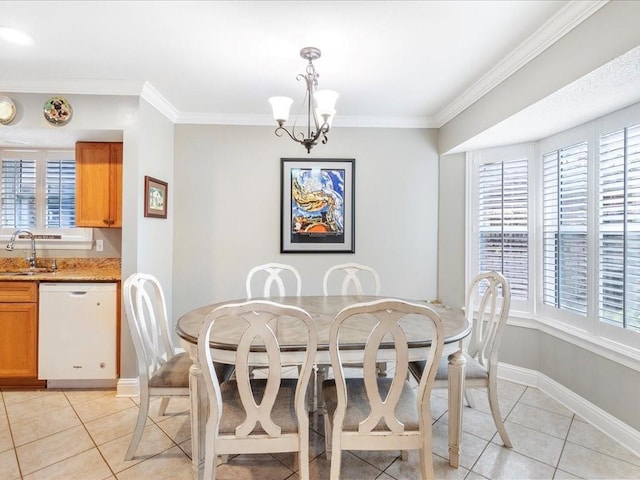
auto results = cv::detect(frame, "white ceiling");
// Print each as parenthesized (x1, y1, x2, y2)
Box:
(0, 0, 638, 150)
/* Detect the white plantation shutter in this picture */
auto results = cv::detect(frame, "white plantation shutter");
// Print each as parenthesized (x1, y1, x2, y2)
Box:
(1, 150, 83, 238)
(599, 123, 640, 333)
(542, 142, 588, 315)
(46, 159, 76, 228)
(1, 157, 36, 228)
(478, 158, 528, 300)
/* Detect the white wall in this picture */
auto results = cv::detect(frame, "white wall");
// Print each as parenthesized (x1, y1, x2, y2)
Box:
(172, 125, 439, 319)
(437, 152, 466, 308)
(120, 98, 175, 378)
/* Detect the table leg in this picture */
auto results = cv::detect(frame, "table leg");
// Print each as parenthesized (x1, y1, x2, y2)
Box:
(315, 364, 328, 413)
(447, 349, 466, 468)
(188, 344, 207, 480)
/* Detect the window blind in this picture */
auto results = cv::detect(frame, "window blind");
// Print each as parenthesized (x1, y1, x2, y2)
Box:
(478, 158, 528, 300)
(46, 159, 76, 228)
(599, 123, 640, 333)
(1, 157, 36, 228)
(542, 142, 588, 315)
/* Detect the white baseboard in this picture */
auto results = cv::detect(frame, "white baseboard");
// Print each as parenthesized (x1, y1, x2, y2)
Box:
(498, 362, 640, 457)
(116, 377, 139, 397)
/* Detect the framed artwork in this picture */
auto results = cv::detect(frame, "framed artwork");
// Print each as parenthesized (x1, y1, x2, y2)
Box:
(281, 158, 355, 253)
(144, 176, 168, 218)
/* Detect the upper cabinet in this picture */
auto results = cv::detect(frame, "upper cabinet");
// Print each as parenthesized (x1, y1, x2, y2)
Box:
(75, 142, 123, 228)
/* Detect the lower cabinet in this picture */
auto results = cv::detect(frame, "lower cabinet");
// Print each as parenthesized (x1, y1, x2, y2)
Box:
(0, 282, 38, 379)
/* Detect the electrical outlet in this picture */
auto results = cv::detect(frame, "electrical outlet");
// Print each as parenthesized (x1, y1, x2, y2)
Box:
(96, 239, 104, 252)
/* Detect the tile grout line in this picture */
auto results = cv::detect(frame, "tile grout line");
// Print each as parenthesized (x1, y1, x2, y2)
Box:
(552, 413, 576, 479)
(1, 392, 25, 480)
(64, 389, 119, 480)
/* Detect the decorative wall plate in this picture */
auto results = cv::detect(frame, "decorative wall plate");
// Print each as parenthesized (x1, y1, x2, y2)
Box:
(43, 96, 72, 125)
(0, 96, 16, 125)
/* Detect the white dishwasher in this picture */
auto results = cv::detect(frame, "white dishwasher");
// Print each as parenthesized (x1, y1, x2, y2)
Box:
(39, 283, 117, 381)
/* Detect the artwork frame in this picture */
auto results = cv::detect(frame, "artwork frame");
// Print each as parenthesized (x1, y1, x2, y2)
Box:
(144, 176, 168, 219)
(281, 158, 355, 253)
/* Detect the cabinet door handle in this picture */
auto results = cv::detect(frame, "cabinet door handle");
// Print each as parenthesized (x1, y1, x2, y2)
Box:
(103, 219, 110, 225)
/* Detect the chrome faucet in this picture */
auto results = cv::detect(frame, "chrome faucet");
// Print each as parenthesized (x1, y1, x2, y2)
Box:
(6, 229, 37, 268)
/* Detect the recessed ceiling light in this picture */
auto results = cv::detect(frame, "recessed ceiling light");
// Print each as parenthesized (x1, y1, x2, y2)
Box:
(0, 26, 34, 46)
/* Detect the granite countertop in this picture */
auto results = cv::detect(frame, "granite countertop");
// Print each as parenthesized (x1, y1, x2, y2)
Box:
(0, 258, 121, 282)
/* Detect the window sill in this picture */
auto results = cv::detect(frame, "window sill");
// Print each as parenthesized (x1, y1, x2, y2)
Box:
(507, 310, 640, 372)
(0, 231, 94, 251)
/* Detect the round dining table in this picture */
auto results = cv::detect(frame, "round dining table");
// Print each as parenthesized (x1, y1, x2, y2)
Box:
(176, 295, 470, 479)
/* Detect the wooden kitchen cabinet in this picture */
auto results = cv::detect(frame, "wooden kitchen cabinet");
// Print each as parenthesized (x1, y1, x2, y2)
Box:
(0, 282, 38, 379)
(75, 142, 123, 228)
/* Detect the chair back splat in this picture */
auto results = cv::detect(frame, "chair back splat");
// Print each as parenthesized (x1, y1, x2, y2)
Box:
(322, 262, 381, 296)
(246, 263, 302, 298)
(198, 300, 317, 480)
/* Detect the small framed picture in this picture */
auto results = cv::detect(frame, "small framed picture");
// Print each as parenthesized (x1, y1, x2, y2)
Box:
(144, 176, 168, 218)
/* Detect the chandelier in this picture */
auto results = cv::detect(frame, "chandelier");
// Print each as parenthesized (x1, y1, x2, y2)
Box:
(269, 47, 339, 153)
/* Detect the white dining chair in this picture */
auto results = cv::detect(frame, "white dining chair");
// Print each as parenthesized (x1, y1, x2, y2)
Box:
(245, 262, 302, 298)
(198, 300, 317, 480)
(408, 271, 513, 448)
(318, 262, 385, 408)
(245, 262, 303, 381)
(123, 273, 233, 460)
(322, 262, 381, 296)
(123, 273, 191, 460)
(322, 298, 444, 480)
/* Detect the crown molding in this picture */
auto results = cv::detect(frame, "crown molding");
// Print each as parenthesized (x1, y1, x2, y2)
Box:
(175, 111, 437, 129)
(435, 0, 609, 127)
(334, 115, 438, 129)
(140, 82, 179, 122)
(175, 112, 273, 125)
(0, 79, 144, 96)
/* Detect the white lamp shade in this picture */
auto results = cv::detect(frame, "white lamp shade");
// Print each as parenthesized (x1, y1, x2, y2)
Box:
(269, 96, 293, 123)
(314, 90, 339, 117)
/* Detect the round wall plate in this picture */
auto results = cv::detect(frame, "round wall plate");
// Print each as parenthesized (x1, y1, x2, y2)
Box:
(0, 96, 16, 125)
(43, 96, 73, 125)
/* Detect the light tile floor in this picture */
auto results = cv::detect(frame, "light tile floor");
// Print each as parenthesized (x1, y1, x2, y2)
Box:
(1, 377, 640, 479)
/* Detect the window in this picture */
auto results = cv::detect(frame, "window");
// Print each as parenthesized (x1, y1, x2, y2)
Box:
(476, 156, 529, 301)
(599, 124, 640, 333)
(0, 149, 91, 247)
(467, 103, 640, 349)
(542, 142, 588, 315)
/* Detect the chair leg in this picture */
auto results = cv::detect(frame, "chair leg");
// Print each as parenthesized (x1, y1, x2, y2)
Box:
(323, 402, 332, 460)
(316, 365, 327, 415)
(158, 397, 170, 416)
(376, 361, 387, 377)
(401, 450, 409, 461)
(305, 365, 316, 412)
(464, 388, 476, 408)
(299, 435, 310, 480)
(487, 383, 512, 448)
(329, 433, 341, 480)
(419, 442, 434, 480)
(125, 391, 150, 460)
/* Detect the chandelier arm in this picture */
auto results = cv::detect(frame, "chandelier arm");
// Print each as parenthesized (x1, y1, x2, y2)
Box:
(274, 125, 303, 143)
